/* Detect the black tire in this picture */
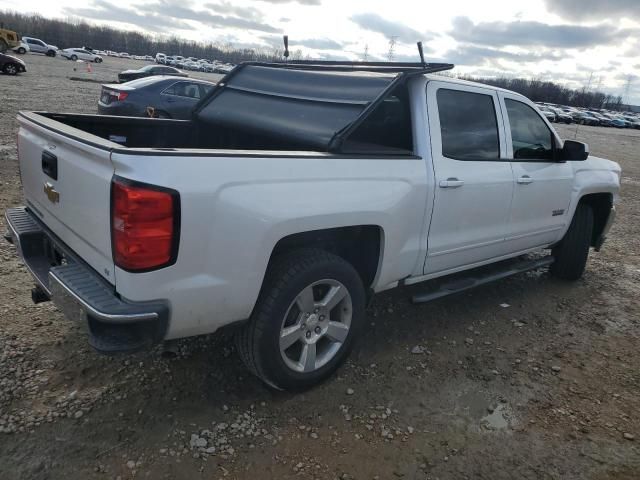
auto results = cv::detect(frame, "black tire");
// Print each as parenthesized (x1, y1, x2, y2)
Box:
(17, 47, 26, 54)
(3, 63, 18, 75)
(236, 248, 366, 391)
(550, 204, 594, 281)
(70, 54, 78, 61)
(46, 50, 55, 57)
(94, 57, 102, 63)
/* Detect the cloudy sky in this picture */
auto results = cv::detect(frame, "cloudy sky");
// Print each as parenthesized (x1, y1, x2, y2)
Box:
(2, 0, 639, 103)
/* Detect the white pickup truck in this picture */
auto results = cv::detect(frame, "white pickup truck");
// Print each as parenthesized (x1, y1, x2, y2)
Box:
(5, 61, 620, 391)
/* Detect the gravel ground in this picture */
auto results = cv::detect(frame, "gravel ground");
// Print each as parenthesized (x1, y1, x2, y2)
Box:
(0, 53, 639, 480)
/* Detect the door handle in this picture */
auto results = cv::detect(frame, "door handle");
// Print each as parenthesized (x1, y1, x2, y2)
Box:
(439, 178, 465, 188)
(517, 175, 533, 185)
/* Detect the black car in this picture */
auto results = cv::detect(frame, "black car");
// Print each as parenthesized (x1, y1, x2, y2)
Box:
(550, 108, 573, 124)
(118, 64, 188, 83)
(98, 76, 216, 119)
(0, 52, 26, 75)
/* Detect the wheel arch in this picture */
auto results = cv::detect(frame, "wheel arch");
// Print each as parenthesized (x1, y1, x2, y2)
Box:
(578, 192, 613, 247)
(266, 225, 384, 292)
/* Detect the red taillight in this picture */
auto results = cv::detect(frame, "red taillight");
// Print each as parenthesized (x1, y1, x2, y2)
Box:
(111, 178, 179, 272)
(105, 89, 128, 102)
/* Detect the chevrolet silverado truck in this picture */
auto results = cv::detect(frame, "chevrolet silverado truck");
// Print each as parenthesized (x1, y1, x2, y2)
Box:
(4, 61, 620, 391)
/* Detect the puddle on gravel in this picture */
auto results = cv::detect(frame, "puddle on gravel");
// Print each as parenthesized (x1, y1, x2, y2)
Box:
(480, 404, 512, 431)
(451, 388, 521, 434)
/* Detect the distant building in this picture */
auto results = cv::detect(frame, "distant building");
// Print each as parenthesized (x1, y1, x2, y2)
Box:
(621, 104, 640, 113)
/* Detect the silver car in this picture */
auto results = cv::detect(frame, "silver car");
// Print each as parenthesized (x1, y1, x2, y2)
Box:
(22, 36, 57, 57)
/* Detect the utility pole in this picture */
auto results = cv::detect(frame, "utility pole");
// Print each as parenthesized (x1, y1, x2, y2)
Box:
(363, 44, 369, 62)
(623, 75, 633, 108)
(387, 36, 397, 61)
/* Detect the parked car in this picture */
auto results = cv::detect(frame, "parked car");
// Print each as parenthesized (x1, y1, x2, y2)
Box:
(6, 62, 621, 391)
(118, 64, 187, 83)
(0, 52, 26, 75)
(98, 76, 215, 119)
(610, 118, 628, 128)
(572, 111, 599, 126)
(549, 108, 573, 124)
(119, 52, 130, 58)
(155, 53, 167, 64)
(21, 36, 57, 56)
(538, 106, 556, 122)
(12, 41, 29, 54)
(61, 48, 103, 63)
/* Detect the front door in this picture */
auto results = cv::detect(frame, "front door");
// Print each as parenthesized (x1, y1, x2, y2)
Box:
(424, 82, 514, 275)
(499, 93, 574, 251)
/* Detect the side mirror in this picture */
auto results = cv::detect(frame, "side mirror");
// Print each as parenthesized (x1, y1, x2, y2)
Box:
(561, 140, 589, 161)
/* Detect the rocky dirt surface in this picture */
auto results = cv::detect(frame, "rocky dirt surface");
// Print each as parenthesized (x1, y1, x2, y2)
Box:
(0, 54, 639, 479)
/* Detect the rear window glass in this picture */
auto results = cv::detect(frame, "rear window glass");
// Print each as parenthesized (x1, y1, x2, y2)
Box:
(437, 88, 500, 160)
(340, 85, 413, 154)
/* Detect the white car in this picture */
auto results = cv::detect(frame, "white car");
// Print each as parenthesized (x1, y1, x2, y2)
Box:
(12, 41, 30, 54)
(5, 62, 620, 391)
(119, 52, 130, 58)
(155, 53, 167, 64)
(21, 36, 57, 56)
(61, 48, 103, 63)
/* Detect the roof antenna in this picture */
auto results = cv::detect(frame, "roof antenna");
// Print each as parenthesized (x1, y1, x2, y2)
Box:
(417, 41, 426, 67)
(283, 35, 290, 63)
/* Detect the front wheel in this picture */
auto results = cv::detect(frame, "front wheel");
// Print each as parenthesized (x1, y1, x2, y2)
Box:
(17, 47, 26, 54)
(550, 204, 594, 280)
(46, 50, 56, 57)
(3, 63, 18, 75)
(70, 54, 78, 61)
(236, 249, 365, 391)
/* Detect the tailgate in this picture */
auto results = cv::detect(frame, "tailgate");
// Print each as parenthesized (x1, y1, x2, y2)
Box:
(17, 114, 116, 284)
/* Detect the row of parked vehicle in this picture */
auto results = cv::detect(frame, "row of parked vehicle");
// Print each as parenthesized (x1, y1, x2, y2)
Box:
(155, 53, 234, 73)
(536, 102, 640, 129)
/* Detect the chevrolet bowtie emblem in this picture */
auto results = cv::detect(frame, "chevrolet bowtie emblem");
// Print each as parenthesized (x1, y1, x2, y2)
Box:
(44, 182, 60, 204)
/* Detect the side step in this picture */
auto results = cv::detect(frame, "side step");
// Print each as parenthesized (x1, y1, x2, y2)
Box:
(411, 256, 554, 304)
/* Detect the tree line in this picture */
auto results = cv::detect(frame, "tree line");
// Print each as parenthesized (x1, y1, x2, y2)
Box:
(458, 76, 624, 111)
(0, 11, 626, 109)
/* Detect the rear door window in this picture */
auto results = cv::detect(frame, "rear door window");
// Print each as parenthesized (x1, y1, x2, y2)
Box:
(436, 89, 500, 160)
(163, 82, 201, 99)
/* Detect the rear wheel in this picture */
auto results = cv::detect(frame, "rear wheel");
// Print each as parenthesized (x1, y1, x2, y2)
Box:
(236, 249, 365, 391)
(17, 47, 26, 54)
(550, 204, 594, 281)
(3, 63, 18, 75)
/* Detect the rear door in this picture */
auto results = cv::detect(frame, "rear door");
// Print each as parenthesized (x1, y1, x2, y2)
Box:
(424, 81, 514, 274)
(17, 114, 116, 283)
(498, 93, 573, 250)
(161, 81, 201, 119)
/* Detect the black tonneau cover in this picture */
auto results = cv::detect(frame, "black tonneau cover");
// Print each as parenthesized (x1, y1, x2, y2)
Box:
(194, 61, 453, 152)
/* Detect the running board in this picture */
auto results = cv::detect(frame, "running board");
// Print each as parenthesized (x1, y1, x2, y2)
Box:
(411, 256, 555, 304)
